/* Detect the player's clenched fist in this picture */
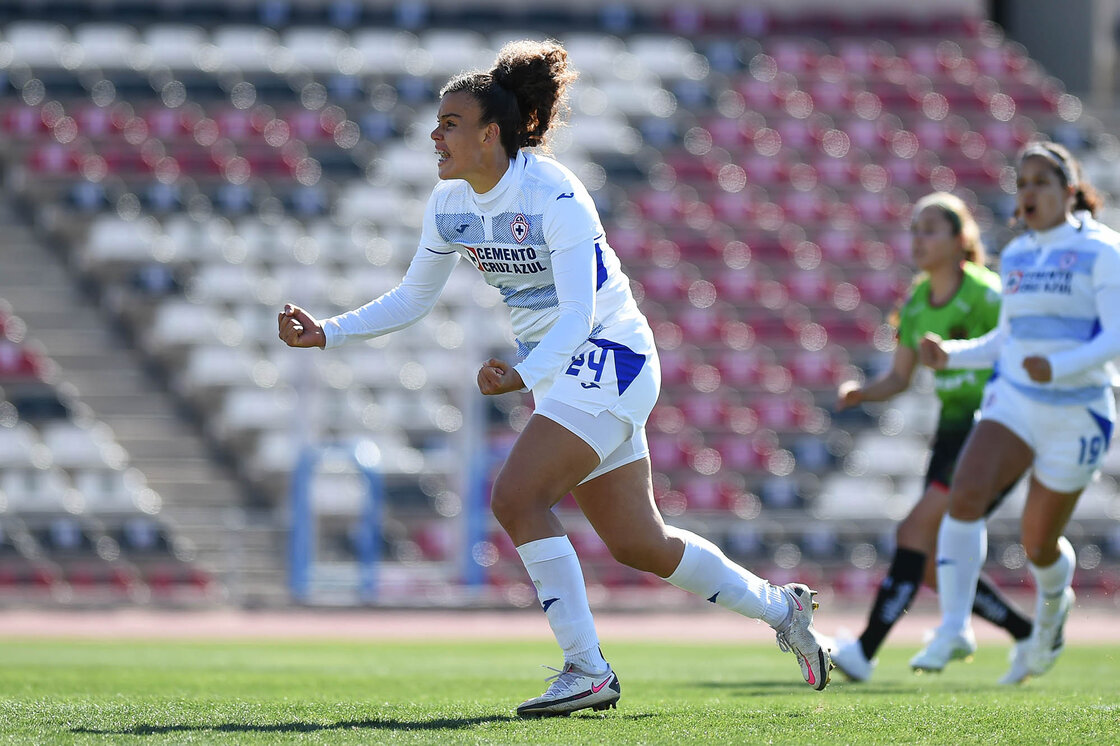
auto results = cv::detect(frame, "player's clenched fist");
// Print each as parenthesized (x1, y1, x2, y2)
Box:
(918, 332, 949, 370)
(477, 358, 524, 395)
(278, 304, 326, 349)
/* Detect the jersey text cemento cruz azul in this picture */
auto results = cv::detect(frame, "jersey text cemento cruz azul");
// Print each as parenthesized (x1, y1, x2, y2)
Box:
(997, 216, 1120, 397)
(419, 151, 654, 371)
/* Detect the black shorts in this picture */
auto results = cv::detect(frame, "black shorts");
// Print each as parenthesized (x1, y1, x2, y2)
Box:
(924, 426, 1015, 516)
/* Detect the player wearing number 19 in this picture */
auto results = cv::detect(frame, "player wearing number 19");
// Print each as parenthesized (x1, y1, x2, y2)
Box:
(278, 39, 831, 716)
(827, 193, 1033, 684)
(914, 141, 1120, 682)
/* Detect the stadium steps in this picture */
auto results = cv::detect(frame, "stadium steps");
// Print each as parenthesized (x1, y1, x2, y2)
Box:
(0, 204, 292, 606)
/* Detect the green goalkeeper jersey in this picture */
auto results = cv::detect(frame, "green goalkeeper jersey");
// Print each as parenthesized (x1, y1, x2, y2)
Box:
(896, 262, 1002, 430)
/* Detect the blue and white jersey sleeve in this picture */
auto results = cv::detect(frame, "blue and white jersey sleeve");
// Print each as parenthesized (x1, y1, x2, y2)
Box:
(1048, 241, 1120, 379)
(513, 183, 599, 390)
(994, 217, 1120, 399)
(321, 194, 461, 348)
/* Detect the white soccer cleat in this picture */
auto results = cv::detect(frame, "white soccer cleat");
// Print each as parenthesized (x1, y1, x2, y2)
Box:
(998, 638, 1033, 685)
(774, 583, 832, 691)
(909, 625, 977, 672)
(516, 662, 620, 718)
(829, 634, 875, 682)
(1025, 587, 1074, 677)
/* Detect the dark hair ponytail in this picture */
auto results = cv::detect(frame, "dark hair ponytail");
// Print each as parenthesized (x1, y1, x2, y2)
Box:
(441, 40, 578, 158)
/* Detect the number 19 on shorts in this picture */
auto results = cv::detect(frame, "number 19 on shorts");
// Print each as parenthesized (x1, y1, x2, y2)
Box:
(1077, 435, 1104, 465)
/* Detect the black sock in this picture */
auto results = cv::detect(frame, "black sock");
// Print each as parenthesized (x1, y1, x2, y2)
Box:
(973, 574, 1033, 641)
(859, 547, 925, 660)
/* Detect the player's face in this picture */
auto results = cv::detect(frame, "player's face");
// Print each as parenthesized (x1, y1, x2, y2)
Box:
(431, 91, 493, 185)
(1016, 155, 1073, 231)
(910, 206, 961, 272)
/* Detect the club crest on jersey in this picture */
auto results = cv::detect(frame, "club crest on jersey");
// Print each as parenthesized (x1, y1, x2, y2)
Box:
(1005, 269, 1023, 294)
(511, 214, 530, 244)
(1059, 251, 1078, 270)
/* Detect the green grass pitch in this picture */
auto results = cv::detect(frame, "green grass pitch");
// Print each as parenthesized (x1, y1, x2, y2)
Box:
(0, 638, 1116, 744)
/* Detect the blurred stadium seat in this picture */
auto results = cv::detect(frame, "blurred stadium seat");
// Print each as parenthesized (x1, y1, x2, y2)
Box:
(0, 0, 1116, 606)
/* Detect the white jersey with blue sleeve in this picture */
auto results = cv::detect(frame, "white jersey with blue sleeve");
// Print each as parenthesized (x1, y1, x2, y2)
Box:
(321, 150, 654, 400)
(946, 215, 1120, 403)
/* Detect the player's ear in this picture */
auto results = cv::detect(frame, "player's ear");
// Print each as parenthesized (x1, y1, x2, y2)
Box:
(483, 121, 501, 145)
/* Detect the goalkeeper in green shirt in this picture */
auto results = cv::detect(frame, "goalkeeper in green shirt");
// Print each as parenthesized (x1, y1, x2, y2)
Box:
(825, 193, 1032, 681)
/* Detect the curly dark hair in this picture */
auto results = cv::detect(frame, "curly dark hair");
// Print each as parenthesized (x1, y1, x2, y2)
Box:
(440, 40, 578, 159)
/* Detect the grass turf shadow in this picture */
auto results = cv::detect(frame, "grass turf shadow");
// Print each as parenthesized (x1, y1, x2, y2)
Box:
(72, 716, 517, 735)
(72, 712, 657, 735)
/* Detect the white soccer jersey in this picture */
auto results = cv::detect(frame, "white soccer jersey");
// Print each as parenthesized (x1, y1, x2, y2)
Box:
(322, 151, 654, 393)
(945, 214, 1120, 403)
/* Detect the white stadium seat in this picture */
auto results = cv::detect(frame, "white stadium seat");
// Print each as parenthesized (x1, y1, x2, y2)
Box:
(5, 22, 69, 67)
(280, 27, 349, 74)
(141, 24, 210, 70)
(211, 25, 280, 73)
(350, 28, 418, 76)
(72, 23, 140, 69)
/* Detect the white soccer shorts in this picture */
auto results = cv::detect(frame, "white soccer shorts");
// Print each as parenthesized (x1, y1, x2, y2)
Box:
(532, 337, 660, 485)
(979, 376, 1116, 493)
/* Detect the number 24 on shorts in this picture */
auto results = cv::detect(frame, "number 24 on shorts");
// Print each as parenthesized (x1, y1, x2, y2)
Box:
(565, 348, 610, 390)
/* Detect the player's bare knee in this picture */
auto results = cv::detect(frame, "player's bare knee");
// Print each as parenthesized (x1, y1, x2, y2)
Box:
(489, 479, 527, 530)
(602, 538, 652, 573)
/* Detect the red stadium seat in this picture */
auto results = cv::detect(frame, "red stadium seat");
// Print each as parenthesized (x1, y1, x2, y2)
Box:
(712, 265, 768, 303)
(709, 187, 767, 223)
(74, 104, 116, 139)
(285, 109, 332, 141)
(2, 104, 48, 137)
(635, 188, 686, 223)
(657, 344, 704, 388)
(780, 188, 835, 224)
(774, 117, 815, 151)
(808, 79, 853, 111)
(412, 521, 455, 561)
(702, 115, 749, 150)
(677, 391, 728, 430)
(677, 303, 728, 344)
(788, 344, 849, 388)
(783, 264, 837, 306)
(215, 108, 256, 141)
(713, 345, 776, 388)
(751, 390, 814, 432)
(27, 144, 80, 175)
(679, 474, 749, 511)
(714, 430, 777, 471)
(855, 267, 912, 305)
(638, 263, 698, 304)
(144, 107, 190, 139)
(818, 307, 882, 346)
(741, 153, 789, 184)
(0, 339, 46, 380)
(648, 429, 704, 472)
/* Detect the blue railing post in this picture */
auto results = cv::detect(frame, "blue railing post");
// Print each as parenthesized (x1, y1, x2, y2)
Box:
(288, 440, 383, 604)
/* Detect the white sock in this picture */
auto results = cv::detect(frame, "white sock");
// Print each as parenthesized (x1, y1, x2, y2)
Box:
(936, 516, 986, 635)
(516, 535, 608, 674)
(665, 530, 790, 628)
(1029, 536, 1075, 625)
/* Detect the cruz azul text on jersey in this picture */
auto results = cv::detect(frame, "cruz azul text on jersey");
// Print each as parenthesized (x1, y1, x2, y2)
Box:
(465, 243, 547, 274)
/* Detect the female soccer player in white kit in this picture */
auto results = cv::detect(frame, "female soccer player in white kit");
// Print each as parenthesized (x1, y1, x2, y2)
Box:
(912, 141, 1120, 683)
(278, 40, 831, 716)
